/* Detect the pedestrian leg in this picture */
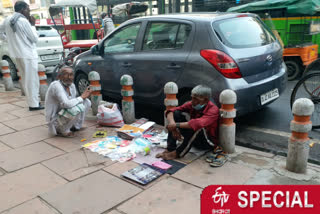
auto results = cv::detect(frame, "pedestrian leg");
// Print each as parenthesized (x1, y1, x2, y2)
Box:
(23, 59, 40, 107)
(15, 59, 26, 95)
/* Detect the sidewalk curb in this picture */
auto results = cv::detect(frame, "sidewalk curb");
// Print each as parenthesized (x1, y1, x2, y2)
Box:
(236, 126, 320, 165)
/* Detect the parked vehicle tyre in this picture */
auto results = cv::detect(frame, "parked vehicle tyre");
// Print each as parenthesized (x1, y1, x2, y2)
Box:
(290, 72, 320, 129)
(286, 60, 301, 81)
(302, 58, 320, 77)
(75, 73, 89, 95)
(5, 57, 18, 81)
(178, 92, 191, 106)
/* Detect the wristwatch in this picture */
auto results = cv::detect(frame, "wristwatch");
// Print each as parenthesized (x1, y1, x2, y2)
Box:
(176, 123, 180, 128)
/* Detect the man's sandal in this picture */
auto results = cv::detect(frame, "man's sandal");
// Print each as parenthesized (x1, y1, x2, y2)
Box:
(213, 146, 223, 154)
(209, 153, 228, 167)
(205, 146, 224, 163)
(205, 153, 219, 163)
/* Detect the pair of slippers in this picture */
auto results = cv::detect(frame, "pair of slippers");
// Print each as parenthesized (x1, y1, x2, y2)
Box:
(205, 146, 228, 167)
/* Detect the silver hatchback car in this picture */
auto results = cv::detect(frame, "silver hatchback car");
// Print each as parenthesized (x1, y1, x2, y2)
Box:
(74, 13, 287, 116)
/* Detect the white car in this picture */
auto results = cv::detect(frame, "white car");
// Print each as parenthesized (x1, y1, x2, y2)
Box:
(0, 25, 63, 80)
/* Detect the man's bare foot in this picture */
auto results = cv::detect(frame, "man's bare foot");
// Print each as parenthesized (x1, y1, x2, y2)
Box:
(163, 151, 177, 160)
(155, 150, 169, 158)
(156, 149, 169, 158)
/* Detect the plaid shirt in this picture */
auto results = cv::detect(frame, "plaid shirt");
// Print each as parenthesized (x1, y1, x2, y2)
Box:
(166, 101, 219, 143)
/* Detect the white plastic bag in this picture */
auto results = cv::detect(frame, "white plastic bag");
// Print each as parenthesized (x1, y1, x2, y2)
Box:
(97, 103, 124, 127)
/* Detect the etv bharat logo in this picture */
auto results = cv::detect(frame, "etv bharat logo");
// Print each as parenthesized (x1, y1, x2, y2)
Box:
(212, 187, 230, 207)
(211, 187, 231, 214)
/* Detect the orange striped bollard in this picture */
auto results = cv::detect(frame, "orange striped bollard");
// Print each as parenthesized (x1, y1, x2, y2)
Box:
(120, 74, 135, 124)
(219, 89, 237, 153)
(88, 71, 102, 116)
(1, 60, 14, 91)
(16, 69, 25, 96)
(38, 64, 48, 101)
(286, 98, 314, 173)
(164, 82, 178, 128)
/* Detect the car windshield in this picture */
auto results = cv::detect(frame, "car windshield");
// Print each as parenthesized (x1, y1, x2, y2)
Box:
(213, 16, 276, 48)
(36, 26, 59, 37)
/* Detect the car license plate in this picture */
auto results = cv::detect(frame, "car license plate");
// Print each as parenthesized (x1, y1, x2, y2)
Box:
(41, 54, 60, 61)
(260, 88, 279, 105)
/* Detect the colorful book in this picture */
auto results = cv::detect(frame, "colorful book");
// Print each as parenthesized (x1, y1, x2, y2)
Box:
(117, 121, 155, 140)
(121, 163, 165, 185)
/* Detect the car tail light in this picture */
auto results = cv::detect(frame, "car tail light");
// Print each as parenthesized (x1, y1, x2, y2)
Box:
(237, 14, 248, 18)
(62, 36, 68, 45)
(200, 49, 242, 79)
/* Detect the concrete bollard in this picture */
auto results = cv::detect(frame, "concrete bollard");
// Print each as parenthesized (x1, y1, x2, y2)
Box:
(286, 98, 314, 174)
(219, 89, 237, 153)
(120, 74, 135, 124)
(88, 71, 102, 116)
(164, 82, 178, 128)
(164, 82, 179, 110)
(1, 60, 14, 91)
(16, 69, 25, 96)
(38, 64, 48, 101)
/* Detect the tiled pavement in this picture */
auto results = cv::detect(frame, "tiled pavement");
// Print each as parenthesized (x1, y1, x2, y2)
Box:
(1, 88, 320, 214)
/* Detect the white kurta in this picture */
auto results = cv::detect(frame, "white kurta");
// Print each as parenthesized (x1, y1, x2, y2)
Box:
(0, 13, 39, 107)
(45, 80, 91, 135)
(0, 13, 38, 59)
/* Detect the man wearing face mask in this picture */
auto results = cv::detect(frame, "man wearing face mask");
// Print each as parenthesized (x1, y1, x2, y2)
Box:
(45, 66, 92, 137)
(156, 85, 219, 160)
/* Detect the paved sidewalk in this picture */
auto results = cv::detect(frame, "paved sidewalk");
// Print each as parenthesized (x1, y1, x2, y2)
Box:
(0, 86, 320, 214)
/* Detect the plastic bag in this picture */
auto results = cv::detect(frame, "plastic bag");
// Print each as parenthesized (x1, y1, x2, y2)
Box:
(132, 138, 152, 156)
(97, 103, 124, 127)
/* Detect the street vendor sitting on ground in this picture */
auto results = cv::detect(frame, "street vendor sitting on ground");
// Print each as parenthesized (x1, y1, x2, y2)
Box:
(45, 66, 92, 137)
(156, 85, 221, 161)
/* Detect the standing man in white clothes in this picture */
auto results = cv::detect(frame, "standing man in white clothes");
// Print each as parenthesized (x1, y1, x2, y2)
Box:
(0, 1, 43, 111)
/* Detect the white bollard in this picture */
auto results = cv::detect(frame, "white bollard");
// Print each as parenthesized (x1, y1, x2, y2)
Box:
(1, 60, 14, 91)
(120, 74, 135, 124)
(219, 89, 237, 153)
(286, 98, 314, 174)
(88, 71, 102, 116)
(38, 64, 48, 101)
(16, 69, 25, 96)
(164, 82, 178, 128)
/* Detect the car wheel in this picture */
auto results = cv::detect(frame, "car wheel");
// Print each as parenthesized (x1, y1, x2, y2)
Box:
(178, 92, 191, 106)
(5, 57, 18, 81)
(302, 58, 320, 77)
(75, 73, 89, 95)
(286, 60, 301, 81)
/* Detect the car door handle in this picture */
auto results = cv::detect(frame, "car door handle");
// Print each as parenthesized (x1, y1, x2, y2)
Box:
(121, 62, 132, 68)
(167, 63, 181, 69)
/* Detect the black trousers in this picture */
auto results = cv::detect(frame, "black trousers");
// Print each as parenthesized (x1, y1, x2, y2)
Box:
(167, 111, 214, 157)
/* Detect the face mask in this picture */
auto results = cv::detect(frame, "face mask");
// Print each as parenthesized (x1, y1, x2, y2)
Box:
(193, 104, 206, 110)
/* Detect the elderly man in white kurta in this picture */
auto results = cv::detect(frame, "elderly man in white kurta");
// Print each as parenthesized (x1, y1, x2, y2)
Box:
(45, 66, 92, 137)
(0, 1, 42, 110)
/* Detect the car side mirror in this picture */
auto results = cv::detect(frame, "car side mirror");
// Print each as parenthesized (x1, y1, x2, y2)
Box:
(91, 45, 100, 55)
